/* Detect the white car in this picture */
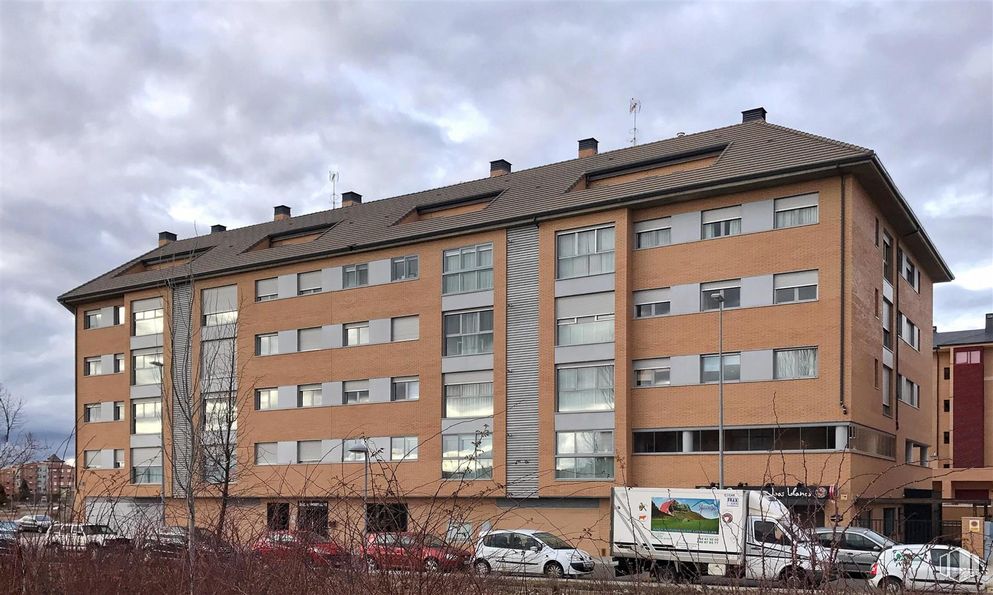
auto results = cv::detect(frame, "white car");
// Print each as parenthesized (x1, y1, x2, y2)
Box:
(472, 529, 596, 578)
(45, 523, 130, 552)
(869, 543, 991, 593)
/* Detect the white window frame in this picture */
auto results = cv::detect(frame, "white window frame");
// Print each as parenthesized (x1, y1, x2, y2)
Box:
(443, 309, 494, 357)
(84, 357, 102, 376)
(443, 380, 494, 418)
(255, 278, 278, 302)
(343, 380, 370, 405)
(555, 430, 614, 480)
(773, 270, 819, 304)
(344, 321, 370, 346)
(701, 353, 741, 383)
(898, 374, 920, 408)
(555, 313, 615, 346)
(391, 377, 420, 402)
(84, 403, 101, 423)
(634, 366, 671, 387)
(555, 225, 615, 280)
(297, 384, 323, 408)
(773, 194, 819, 229)
(390, 436, 418, 461)
(83, 450, 100, 469)
(773, 347, 819, 380)
(255, 388, 277, 411)
(297, 271, 322, 295)
(84, 310, 102, 329)
(255, 442, 277, 466)
(343, 264, 369, 289)
(635, 224, 672, 249)
(256, 333, 279, 356)
(556, 363, 615, 413)
(441, 433, 493, 480)
(701, 206, 742, 239)
(133, 307, 164, 336)
(442, 243, 494, 295)
(391, 255, 419, 282)
(700, 280, 741, 311)
(131, 398, 162, 435)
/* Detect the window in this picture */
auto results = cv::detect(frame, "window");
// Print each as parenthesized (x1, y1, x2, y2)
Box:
(774, 348, 818, 379)
(557, 365, 614, 412)
(84, 404, 101, 423)
(114, 305, 125, 325)
(634, 426, 843, 453)
(701, 280, 741, 310)
(774, 194, 819, 229)
(635, 301, 670, 318)
(902, 254, 920, 291)
(635, 362, 671, 387)
(256, 333, 278, 356)
(204, 394, 236, 433)
(391, 436, 418, 461)
(773, 270, 818, 303)
(83, 450, 100, 469)
(444, 381, 493, 418)
(133, 307, 164, 336)
(297, 440, 322, 464)
(898, 375, 920, 408)
(132, 349, 163, 385)
(391, 316, 419, 341)
(701, 206, 742, 239)
(391, 377, 420, 402)
(113, 449, 124, 469)
(955, 349, 981, 364)
(255, 442, 277, 466)
(701, 353, 741, 382)
(200, 338, 235, 382)
(636, 223, 671, 249)
(943, 431, 950, 444)
(882, 365, 893, 416)
(297, 327, 322, 352)
(899, 314, 920, 350)
(556, 227, 614, 279)
(632, 431, 682, 453)
(443, 309, 493, 356)
(391, 256, 419, 281)
(256, 278, 278, 302)
(297, 384, 322, 408)
(556, 314, 614, 345)
(443, 243, 493, 294)
(343, 321, 370, 346)
(84, 357, 102, 376)
(441, 434, 493, 480)
(112, 353, 125, 373)
(555, 430, 613, 479)
(343, 439, 368, 462)
(201, 285, 238, 326)
(130, 447, 162, 484)
(132, 399, 162, 435)
(84, 310, 102, 329)
(297, 271, 322, 295)
(882, 298, 893, 349)
(343, 264, 369, 289)
(882, 232, 894, 281)
(114, 401, 124, 421)
(943, 366, 950, 380)
(944, 399, 950, 413)
(203, 445, 235, 484)
(343, 380, 370, 404)
(255, 388, 277, 410)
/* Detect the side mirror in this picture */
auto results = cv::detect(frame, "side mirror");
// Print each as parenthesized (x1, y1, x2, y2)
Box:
(529, 546, 539, 553)
(873, 545, 882, 552)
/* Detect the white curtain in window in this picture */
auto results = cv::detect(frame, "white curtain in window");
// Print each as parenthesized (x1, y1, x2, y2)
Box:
(776, 348, 817, 379)
(445, 382, 494, 417)
(776, 206, 818, 228)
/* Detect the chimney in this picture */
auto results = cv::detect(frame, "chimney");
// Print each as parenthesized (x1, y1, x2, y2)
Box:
(742, 107, 767, 123)
(341, 191, 362, 207)
(986, 313, 993, 333)
(210, 224, 226, 234)
(578, 138, 599, 158)
(490, 159, 511, 177)
(274, 205, 291, 221)
(158, 231, 177, 247)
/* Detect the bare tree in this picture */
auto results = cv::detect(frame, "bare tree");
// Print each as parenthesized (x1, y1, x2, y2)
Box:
(0, 381, 25, 443)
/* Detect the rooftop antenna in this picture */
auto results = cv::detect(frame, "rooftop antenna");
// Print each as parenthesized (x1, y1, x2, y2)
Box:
(629, 98, 642, 146)
(329, 170, 339, 208)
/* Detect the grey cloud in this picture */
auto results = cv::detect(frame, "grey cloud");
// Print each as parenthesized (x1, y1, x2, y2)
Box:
(1, 1, 990, 445)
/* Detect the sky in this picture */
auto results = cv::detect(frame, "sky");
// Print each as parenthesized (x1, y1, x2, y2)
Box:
(1, 1, 991, 452)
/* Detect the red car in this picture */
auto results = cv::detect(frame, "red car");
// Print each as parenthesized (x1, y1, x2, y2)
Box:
(252, 530, 350, 567)
(362, 532, 470, 572)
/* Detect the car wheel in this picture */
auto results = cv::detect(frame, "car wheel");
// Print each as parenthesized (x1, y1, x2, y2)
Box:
(651, 562, 678, 583)
(878, 577, 903, 594)
(365, 556, 378, 572)
(543, 561, 564, 579)
(423, 558, 440, 573)
(473, 559, 491, 576)
(780, 566, 811, 589)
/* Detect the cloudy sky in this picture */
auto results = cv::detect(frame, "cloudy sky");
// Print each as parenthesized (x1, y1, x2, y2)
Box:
(1, 2, 991, 450)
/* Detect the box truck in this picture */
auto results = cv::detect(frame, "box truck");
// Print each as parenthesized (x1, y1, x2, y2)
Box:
(612, 487, 829, 585)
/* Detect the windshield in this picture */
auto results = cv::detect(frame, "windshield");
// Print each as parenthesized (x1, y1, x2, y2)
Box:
(863, 529, 897, 548)
(83, 525, 115, 535)
(533, 532, 573, 550)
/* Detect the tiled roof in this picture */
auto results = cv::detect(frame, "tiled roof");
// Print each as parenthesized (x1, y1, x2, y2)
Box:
(57, 117, 934, 306)
(934, 316, 993, 347)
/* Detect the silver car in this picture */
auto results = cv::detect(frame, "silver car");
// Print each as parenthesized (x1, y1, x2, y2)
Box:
(814, 526, 896, 576)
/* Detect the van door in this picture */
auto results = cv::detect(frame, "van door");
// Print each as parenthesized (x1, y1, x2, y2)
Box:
(519, 535, 546, 575)
(483, 533, 511, 572)
(746, 519, 793, 580)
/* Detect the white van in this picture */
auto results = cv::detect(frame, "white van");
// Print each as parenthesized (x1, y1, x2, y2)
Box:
(472, 529, 596, 578)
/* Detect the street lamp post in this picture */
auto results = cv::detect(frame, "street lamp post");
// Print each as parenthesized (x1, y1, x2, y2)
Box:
(710, 292, 726, 490)
(348, 442, 370, 535)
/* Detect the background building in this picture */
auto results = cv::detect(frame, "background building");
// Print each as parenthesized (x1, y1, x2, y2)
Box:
(58, 108, 953, 547)
(0, 455, 74, 503)
(933, 313, 993, 523)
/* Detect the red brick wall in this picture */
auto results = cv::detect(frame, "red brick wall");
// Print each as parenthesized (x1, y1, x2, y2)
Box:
(953, 349, 985, 467)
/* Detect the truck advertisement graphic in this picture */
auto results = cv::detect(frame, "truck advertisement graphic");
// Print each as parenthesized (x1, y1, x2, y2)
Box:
(651, 497, 720, 535)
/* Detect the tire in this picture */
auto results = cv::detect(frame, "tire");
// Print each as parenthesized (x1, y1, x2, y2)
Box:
(365, 556, 378, 572)
(780, 566, 811, 590)
(473, 559, 491, 576)
(543, 561, 564, 579)
(423, 558, 440, 572)
(652, 562, 678, 583)
(878, 577, 903, 594)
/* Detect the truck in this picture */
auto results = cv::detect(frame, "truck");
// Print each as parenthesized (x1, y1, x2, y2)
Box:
(612, 487, 829, 585)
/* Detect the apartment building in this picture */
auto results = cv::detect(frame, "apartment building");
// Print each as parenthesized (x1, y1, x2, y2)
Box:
(58, 108, 953, 547)
(0, 455, 74, 502)
(933, 313, 993, 521)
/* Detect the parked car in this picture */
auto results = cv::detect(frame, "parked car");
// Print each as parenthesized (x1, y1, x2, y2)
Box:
(813, 526, 896, 576)
(15, 514, 52, 533)
(0, 521, 20, 557)
(869, 543, 991, 593)
(473, 529, 595, 578)
(140, 526, 237, 560)
(253, 530, 350, 567)
(362, 532, 470, 572)
(44, 523, 130, 552)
